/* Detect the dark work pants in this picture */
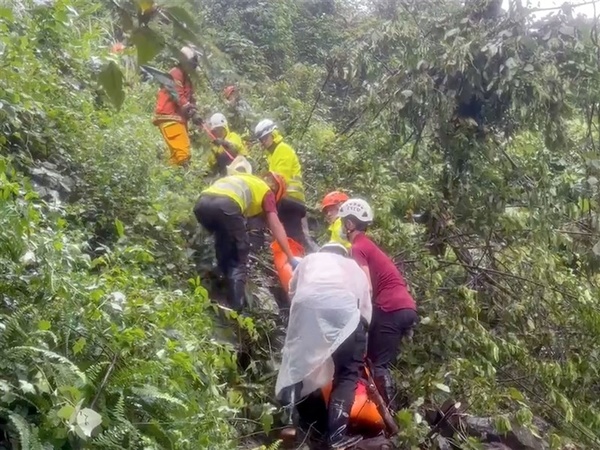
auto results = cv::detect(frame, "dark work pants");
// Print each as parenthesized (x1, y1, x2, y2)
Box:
(367, 308, 418, 377)
(193, 195, 249, 289)
(277, 197, 308, 248)
(330, 321, 368, 407)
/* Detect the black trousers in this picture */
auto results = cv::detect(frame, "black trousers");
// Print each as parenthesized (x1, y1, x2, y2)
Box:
(330, 321, 368, 406)
(193, 195, 249, 280)
(277, 197, 308, 247)
(367, 308, 418, 378)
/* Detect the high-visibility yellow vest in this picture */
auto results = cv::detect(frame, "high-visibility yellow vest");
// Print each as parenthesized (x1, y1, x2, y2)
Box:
(202, 173, 271, 217)
(207, 128, 247, 170)
(329, 217, 351, 249)
(266, 136, 305, 203)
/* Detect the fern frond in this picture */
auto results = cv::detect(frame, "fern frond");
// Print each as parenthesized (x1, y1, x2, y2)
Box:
(129, 385, 187, 410)
(0, 409, 42, 450)
(12, 346, 87, 384)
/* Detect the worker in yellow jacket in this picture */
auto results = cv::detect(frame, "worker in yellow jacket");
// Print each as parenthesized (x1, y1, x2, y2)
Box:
(321, 191, 351, 249)
(254, 119, 317, 252)
(206, 113, 249, 176)
(193, 172, 301, 311)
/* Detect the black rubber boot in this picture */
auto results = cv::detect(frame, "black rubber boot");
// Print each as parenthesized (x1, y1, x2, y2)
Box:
(374, 372, 398, 413)
(279, 383, 302, 443)
(227, 266, 248, 312)
(327, 399, 362, 449)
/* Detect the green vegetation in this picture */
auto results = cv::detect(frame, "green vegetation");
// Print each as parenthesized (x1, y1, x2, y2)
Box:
(2, 0, 600, 448)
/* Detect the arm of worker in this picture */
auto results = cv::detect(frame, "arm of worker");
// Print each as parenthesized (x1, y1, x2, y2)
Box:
(170, 68, 191, 110)
(266, 212, 297, 262)
(350, 247, 373, 298)
(262, 192, 297, 263)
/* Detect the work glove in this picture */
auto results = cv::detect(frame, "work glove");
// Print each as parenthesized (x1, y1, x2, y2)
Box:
(191, 114, 204, 126)
(182, 103, 197, 119)
(212, 138, 226, 146)
(289, 257, 302, 270)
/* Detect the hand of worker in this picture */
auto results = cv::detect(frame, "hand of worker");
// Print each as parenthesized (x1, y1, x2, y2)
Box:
(212, 138, 226, 146)
(182, 103, 197, 118)
(191, 114, 203, 126)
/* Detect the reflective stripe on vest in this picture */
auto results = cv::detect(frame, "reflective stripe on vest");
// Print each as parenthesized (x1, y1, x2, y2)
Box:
(202, 174, 270, 217)
(286, 174, 305, 202)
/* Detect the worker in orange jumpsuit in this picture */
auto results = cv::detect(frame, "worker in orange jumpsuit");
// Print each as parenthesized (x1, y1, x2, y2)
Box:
(153, 46, 201, 167)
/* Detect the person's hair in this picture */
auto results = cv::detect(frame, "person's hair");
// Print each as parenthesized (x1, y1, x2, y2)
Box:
(343, 216, 369, 232)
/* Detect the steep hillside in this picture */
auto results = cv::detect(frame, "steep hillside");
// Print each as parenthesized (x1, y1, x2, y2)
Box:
(1, 0, 600, 449)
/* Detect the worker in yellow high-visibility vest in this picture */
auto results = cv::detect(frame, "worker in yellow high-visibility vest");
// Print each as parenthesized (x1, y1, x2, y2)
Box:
(193, 172, 300, 311)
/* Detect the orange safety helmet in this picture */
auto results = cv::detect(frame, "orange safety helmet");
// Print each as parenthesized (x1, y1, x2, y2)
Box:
(264, 171, 287, 203)
(223, 85, 237, 99)
(321, 191, 349, 211)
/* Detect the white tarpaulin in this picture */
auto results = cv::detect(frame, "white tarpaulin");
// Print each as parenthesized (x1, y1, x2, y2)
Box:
(275, 252, 372, 398)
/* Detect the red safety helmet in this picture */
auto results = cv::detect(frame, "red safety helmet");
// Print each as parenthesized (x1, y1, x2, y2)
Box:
(223, 85, 237, 99)
(264, 171, 287, 203)
(321, 191, 349, 211)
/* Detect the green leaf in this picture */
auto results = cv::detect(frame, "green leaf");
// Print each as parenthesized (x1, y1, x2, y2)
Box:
(37, 320, 51, 331)
(98, 61, 125, 110)
(435, 383, 450, 393)
(57, 404, 75, 420)
(136, 0, 154, 14)
(76, 408, 102, 438)
(164, 6, 199, 33)
(508, 387, 524, 402)
(261, 412, 273, 434)
(131, 27, 164, 65)
(115, 218, 125, 238)
(73, 337, 86, 355)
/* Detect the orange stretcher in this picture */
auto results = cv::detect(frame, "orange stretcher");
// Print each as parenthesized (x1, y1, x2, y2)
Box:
(271, 237, 305, 294)
(321, 371, 386, 432)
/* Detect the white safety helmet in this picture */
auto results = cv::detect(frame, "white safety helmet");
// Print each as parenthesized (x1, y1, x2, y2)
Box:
(180, 46, 197, 61)
(338, 198, 374, 224)
(319, 242, 349, 257)
(255, 119, 277, 140)
(209, 113, 228, 130)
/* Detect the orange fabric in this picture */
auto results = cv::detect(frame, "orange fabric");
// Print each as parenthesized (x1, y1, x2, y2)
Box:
(271, 238, 305, 295)
(153, 67, 195, 125)
(158, 121, 191, 166)
(321, 379, 385, 431)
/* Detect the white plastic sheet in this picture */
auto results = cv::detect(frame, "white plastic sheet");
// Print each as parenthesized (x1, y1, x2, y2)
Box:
(275, 253, 372, 398)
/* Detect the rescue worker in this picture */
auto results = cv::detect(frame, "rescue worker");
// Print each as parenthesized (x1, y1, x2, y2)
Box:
(321, 191, 350, 249)
(338, 198, 418, 412)
(206, 113, 249, 176)
(254, 119, 317, 252)
(193, 172, 300, 311)
(276, 242, 372, 449)
(153, 46, 201, 167)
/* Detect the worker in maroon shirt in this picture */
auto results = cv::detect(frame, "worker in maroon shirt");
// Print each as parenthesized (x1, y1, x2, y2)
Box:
(337, 198, 418, 412)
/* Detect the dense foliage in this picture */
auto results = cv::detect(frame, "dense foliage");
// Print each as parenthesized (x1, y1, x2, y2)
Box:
(2, 0, 600, 448)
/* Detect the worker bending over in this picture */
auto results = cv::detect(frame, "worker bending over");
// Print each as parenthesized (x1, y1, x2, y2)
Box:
(153, 46, 201, 167)
(206, 113, 249, 176)
(193, 172, 300, 311)
(321, 191, 351, 249)
(338, 198, 418, 412)
(276, 242, 371, 449)
(254, 119, 317, 252)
